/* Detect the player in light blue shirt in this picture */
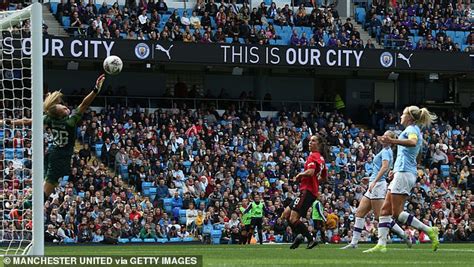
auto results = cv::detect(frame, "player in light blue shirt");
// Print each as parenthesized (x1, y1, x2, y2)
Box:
(393, 124, 422, 176)
(342, 131, 408, 249)
(369, 147, 393, 184)
(364, 106, 439, 253)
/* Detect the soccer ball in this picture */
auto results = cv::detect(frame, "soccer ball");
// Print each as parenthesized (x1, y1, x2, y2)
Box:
(103, 55, 123, 75)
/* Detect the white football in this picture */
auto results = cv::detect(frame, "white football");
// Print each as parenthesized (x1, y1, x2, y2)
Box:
(103, 55, 123, 75)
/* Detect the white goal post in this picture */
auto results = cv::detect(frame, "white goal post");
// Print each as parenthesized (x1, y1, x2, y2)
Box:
(0, 2, 43, 256)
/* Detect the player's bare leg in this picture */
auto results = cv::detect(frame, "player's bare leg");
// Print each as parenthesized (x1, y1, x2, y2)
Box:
(341, 196, 371, 249)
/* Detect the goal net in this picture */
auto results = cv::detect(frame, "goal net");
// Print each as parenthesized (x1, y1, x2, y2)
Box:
(0, 3, 43, 256)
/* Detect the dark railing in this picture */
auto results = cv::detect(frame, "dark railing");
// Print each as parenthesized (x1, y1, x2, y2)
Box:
(68, 95, 334, 112)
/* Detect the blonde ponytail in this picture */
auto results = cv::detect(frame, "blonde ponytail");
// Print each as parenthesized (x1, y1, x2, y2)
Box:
(43, 91, 63, 116)
(406, 106, 437, 127)
(417, 107, 437, 127)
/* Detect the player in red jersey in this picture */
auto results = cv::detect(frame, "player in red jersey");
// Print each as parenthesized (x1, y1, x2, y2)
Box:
(288, 134, 328, 249)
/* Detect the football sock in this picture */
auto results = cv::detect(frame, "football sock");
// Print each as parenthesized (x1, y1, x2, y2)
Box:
(389, 219, 406, 238)
(377, 216, 391, 246)
(351, 217, 365, 245)
(398, 211, 430, 233)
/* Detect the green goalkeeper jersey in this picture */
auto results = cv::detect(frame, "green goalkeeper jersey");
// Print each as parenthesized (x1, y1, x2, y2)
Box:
(44, 109, 82, 154)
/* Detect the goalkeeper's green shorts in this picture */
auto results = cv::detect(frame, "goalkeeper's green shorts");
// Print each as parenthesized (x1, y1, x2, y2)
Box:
(45, 151, 71, 185)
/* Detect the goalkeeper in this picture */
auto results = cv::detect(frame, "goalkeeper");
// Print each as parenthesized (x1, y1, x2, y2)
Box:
(0, 74, 105, 199)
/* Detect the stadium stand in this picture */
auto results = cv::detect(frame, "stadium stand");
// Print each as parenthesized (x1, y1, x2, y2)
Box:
(23, 91, 471, 244)
(0, 1, 473, 247)
(357, 0, 473, 52)
(41, 0, 473, 51)
(43, 0, 368, 48)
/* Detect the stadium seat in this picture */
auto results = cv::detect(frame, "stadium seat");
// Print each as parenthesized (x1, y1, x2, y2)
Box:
(5, 148, 14, 160)
(163, 198, 173, 213)
(162, 14, 170, 22)
(355, 8, 365, 23)
(95, 143, 103, 158)
(78, 192, 85, 198)
(455, 31, 465, 39)
(50, 2, 58, 15)
(323, 33, 330, 44)
(120, 165, 128, 175)
(142, 181, 153, 190)
(211, 17, 216, 29)
(63, 238, 76, 243)
(211, 230, 222, 244)
(179, 209, 187, 225)
(62, 16, 70, 28)
(118, 238, 130, 243)
(131, 238, 143, 243)
(60, 176, 69, 187)
(414, 36, 423, 44)
(464, 31, 471, 40)
(143, 238, 156, 243)
(275, 39, 287, 46)
(14, 148, 23, 159)
(183, 237, 194, 242)
(169, 237, 181, 242)
(203, 224, 212, 235)
(156, 238, 168, 243)
(183, 161, 192, 172)
(454, 36, 463, 45)
(446, 31, 456, 40)
(440, 165, 449, 177)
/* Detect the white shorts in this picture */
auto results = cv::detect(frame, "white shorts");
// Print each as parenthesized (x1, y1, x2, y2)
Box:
(364, 180, 387, 200)
(388, 172, 416, 195)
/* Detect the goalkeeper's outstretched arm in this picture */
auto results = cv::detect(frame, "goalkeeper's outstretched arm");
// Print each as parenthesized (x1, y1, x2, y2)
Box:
(0, 118, 32, 126)
(77, 74, 106, 114)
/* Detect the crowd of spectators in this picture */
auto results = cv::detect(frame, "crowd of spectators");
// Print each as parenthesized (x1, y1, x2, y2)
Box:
(0, 86, 473, 245)
(47, 0, 375, 48)
(361, 0, 473, 52)
(32, 89, 473, 245)
(3, 1, 473, 51)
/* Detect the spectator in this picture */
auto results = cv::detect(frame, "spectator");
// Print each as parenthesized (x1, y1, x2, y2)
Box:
(45, 224, 60, 243)
(140, 223, 158, 239)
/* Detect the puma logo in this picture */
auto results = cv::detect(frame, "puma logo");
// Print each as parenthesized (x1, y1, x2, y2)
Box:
(155, 44, 174, 60)
(397, 53, 413, 68)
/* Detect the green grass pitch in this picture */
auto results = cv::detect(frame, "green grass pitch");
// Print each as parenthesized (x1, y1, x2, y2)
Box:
(37, 243, 473, 266)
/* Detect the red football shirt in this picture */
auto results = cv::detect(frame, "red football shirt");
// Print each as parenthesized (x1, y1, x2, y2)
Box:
(300, 151, 327, 196)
